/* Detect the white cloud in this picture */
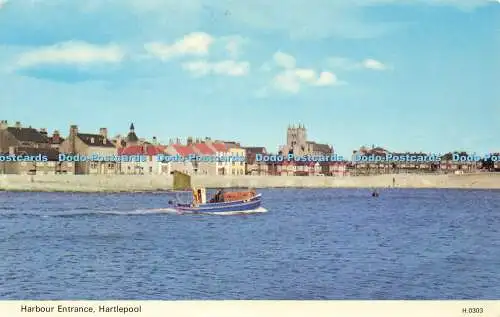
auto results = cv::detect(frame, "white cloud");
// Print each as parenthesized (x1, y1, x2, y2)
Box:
(293, 68, 317, 83)
(16, 41, 125, 68)
(362, 58, 387, 70)
(273, 51, 296, 69)
(270, 51, 341, 93)
(273, 68, 340, 93)
(0, 0, 8, 10)
(327, 56, 389, 71)
(315, 71, 338, 86)
(182, 59, 250, 77)
(144, 32, 214, 60)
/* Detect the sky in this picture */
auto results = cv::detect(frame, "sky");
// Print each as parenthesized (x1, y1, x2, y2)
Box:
(0, 0, 499, 157)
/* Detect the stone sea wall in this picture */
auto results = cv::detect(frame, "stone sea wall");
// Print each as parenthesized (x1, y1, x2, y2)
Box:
(0, 173, 499, 192)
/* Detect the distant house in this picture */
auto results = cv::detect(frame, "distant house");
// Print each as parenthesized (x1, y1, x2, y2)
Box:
(228, 146, 246, 176)
(59, 125, 117, 175)
(207, 141, 231, 175)
(214, 141, 246, 175)
(163, 144, 196, 175)
(0, 121, 74, 175)
(2, 146, 74, 175)
(118, 144, 166, 175)
(46, 130, 65, 149)
(320, 161, 348, 176)
(440, 152, 478, 173)
(243, 147, 268, 175)
(0, 121, 50, 150)
(191, 142, 218, 175)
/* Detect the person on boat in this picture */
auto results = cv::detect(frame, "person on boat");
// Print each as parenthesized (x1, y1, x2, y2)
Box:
(372, 189, 379, 197)
(210, 188, 224, 203)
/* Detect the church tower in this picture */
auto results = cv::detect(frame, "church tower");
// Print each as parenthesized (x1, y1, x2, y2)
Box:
(285, 123, 308, 156)
(126, 123, 139, 146)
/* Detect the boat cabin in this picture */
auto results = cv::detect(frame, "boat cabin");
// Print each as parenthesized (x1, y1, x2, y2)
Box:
(192, 187, 258, 206)
(192, 187, 207, 205)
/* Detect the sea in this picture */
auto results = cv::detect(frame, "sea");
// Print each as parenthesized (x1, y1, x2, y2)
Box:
(0, 188, 499, 299)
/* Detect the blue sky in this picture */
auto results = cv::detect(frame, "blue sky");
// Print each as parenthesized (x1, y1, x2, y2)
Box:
(0, 0, 498, 157)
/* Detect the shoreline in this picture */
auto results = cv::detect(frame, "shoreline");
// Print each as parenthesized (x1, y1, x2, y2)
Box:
(1, 173, 499, 192)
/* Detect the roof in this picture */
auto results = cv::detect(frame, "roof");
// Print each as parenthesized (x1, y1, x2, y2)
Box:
(15, 146, 60, 161)
(118, 145, 165, 156)
(126, 131, 139, 143)
(220, 141, 240, 149)
(171, 144, 195, 156)
(306, 141, 332, 154)
(6, 127, 49, 143)
(192, 143, 215, 155)
(211, 142, 228, 152)
(244, 147, 267, 154)
(77, 133, 114, 148)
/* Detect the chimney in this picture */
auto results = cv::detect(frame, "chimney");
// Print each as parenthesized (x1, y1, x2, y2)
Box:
(152, 136, 157, 145)
(52, 130, 60, 143)
(0, 120, 7, 130)
(39, 128, 48, 136)
(70, 125, 78, 136)
(99, 128, 108, 139)
(169, 138, 173, 145)
(15, 121, 21, 128)
(187, 136, 193, 145)
(176, 138, 180, 144)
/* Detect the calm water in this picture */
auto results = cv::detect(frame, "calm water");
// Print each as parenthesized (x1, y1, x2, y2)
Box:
(0, 188, 499, 299)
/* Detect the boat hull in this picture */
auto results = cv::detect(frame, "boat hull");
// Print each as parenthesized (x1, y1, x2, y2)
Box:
(175, 194, 262, 213)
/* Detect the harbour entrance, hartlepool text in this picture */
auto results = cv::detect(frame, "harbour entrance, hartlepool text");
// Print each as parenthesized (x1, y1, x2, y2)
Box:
(19, 304, 142, 314)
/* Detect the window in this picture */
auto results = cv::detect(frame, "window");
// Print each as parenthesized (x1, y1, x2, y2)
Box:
(149, 167, 153, 173)
(90, 137, 95, 144)
(90, 162, 98, 169)
(107, 163, 114, 169)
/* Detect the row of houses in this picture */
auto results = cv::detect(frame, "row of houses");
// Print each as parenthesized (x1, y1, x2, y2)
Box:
(350, 145, 500, 174)
(0, 121, 350, 176)
(0, 120, 497, 176)
(0, 121, 251, 176)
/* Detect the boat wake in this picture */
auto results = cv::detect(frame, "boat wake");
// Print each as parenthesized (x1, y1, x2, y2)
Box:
(202, 207, 268, 216)
(135, 206, 269, 216)
(1, 207, 268, 218)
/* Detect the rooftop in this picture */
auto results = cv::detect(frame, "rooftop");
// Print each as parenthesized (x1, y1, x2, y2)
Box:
(192, 143, 215, 155)
(118, 145, 165, 156)
(6, 127, 49, 143)
(77, 133, 114, 148)
(171, 144, 195, 156)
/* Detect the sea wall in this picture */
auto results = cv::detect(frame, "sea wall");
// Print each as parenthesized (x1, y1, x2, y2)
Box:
(0, 173, 499, 192)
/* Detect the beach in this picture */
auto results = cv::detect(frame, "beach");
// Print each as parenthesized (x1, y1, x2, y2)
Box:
(0, 173, 499, 192)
